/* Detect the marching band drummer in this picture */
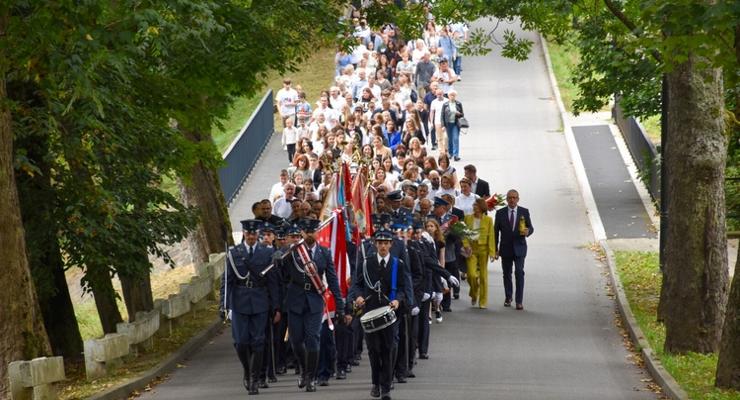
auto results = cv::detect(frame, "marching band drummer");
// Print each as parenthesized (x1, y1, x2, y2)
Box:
(220, 219, 282, 395)
(281, 218, 347, 392)
(350, 227, 409, 400)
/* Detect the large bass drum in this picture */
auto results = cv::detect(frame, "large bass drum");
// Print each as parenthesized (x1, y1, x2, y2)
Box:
(360, 306, 397, 333)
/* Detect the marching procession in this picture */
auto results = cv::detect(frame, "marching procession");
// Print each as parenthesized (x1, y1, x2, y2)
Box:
(219, 9, 534, 400)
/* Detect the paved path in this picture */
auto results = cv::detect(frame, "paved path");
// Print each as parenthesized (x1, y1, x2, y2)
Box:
(572, 125, 657, 239)
(140, 20, 657, 400)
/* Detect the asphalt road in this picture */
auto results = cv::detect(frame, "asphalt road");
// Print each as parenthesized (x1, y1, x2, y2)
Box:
(573, 125, 656, 239)
(139, 20, 657, 400)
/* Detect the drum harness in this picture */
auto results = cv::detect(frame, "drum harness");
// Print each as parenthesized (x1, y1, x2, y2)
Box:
(360, 239, 398, 305)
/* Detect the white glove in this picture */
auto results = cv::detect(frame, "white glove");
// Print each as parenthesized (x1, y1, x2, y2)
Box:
(227, 310, 233, 321)
(411, 306, 420, 316)
(421, 293, 431, 302)
(448, 276, 460, 287)
(433, 292, 443, 304)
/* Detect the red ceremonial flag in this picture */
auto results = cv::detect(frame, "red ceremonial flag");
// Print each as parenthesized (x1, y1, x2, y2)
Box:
(315, 211, 350, 316)
(342, 162, 353, 205)
(350, 169, 373, 239)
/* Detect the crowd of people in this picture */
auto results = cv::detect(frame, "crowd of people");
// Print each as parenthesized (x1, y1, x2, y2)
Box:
(221, 11, 534, 400)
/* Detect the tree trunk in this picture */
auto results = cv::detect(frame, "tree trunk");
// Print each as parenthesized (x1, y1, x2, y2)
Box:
(657, 75, 669, 324)
(179, 128, 234, 262)
(120, 263, 154, 322)
(13, 90, 84, 358)
(662, 53, 729, 354)
(0, 20, 52, 397)
(716, 252, 740, 389)
(714, 21, 740, 390)
(88, 266, 123, 334)
(179, 176, 211, 264)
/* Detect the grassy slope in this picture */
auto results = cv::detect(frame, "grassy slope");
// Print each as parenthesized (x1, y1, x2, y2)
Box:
(546, 40, 579, 113)
(212, 47, 337, 153)
(615, 251, 738, 400)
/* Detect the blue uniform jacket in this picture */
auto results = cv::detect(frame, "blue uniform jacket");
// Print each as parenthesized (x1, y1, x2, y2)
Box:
(283, 244, 344, 314)
(220, 243, 280, 315)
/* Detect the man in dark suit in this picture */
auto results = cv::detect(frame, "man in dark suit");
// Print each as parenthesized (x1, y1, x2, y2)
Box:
(220, 220, 281, 395)
(494, 190, 534, 310)
(464, 164, 490, 198)
(350, 228, 409, 400)
(282, 218, 345, 392)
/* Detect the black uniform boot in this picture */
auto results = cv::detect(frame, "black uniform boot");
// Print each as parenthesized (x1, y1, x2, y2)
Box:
(249, 351, 264, 395)
(295, 346, 308, 388)
(237, 346, 251, 392)
(305, 351, 319, 392)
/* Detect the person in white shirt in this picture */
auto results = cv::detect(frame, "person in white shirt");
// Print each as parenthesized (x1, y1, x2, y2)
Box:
(455, 178, 479, 215)
(269, 170, 290, 203)
(329, 86, 347, 110)
(411, 39, 428, 63)
(273, 183, 296, 218)
(429, 88, 448, 154)
(433, 58, 457, 94)
(363, 75, 382, 100)
(282, 117, 299, 163)
(276, 78, 298, 128)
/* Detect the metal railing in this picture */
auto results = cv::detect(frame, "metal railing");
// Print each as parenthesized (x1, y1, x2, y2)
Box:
(218, 90, 274, 204)
(612, 98, 661, 202)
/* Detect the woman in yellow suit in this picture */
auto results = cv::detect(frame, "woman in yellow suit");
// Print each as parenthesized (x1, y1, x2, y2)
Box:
(463, 198, 496, 309)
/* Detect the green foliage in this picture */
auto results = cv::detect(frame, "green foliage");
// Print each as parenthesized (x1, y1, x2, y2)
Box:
(3, 0, 349, 309)
(615, 251, 739, 400)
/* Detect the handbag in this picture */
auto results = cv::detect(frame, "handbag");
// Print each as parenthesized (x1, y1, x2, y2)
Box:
(458, 116, 470, 129)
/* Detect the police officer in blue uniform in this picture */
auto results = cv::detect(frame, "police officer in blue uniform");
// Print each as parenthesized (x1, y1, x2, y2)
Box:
(220, 219, 281, 395)
(282, 218, 345, 392)
(350, 228, 409, 400)
(256, 222, 282, 388)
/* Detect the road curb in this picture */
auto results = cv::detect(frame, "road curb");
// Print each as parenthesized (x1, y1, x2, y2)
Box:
(86, 319, 224, 400)
(538, 34, 606, 241)
(538, 33, 686, 400)
(600, 240, 688, 400)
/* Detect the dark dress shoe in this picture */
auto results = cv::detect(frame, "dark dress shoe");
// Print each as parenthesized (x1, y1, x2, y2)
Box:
(442, 307, 452, 312)
(346, 364, 352, 372)
(336, 369, 347, 380)
(453, 294, 460, 299)
(454, 156, 461, 161)
(504, 299, 512, 307)
(276, 366, 287, 375)
(306, 380, 317, 392)
(407, 371, 416, 378)
(259, 379, 269, 388)
(350, 359, 360, 366)
(318, 377, 329, 386)
(248, 382, 259, 395)
(418, 353, 429, 359)
(516, 303, 524, 310)
(268, 376, 278, 383)
(370, 385, 381, 398)
(243, 379, 250, 391)
(395, 375, 407, 383)
(381, 392, 392, 400)
(298, 376, 306, 388)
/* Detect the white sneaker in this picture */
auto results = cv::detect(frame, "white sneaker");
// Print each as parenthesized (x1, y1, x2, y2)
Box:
(435, 311, 443, 323)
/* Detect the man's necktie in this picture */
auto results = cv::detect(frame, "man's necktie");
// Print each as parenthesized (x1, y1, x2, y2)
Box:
(510, 209, 515, 231)
(380, 259, 387, 269)
(248, 246, 254, 257)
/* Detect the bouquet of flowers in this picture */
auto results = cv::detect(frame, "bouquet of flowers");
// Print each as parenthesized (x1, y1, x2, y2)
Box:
(486, 193, 506, 211)
(448, 220, 479, 241)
